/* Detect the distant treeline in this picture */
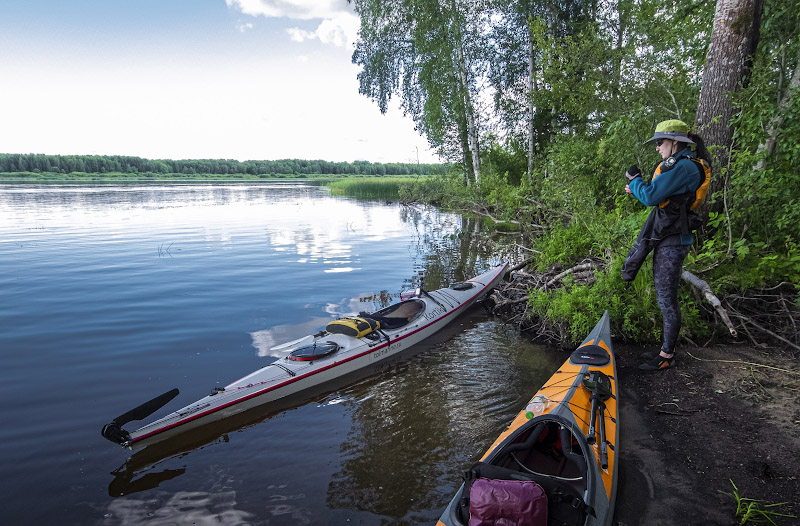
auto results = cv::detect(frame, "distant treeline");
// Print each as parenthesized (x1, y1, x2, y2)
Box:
(0, 153, 445, 176)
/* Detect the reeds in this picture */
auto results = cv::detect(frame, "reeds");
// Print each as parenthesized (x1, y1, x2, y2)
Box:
(326, 176, 424, 200)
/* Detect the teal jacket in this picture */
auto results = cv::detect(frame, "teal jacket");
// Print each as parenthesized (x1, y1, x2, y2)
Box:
(629, 147, 702, 245)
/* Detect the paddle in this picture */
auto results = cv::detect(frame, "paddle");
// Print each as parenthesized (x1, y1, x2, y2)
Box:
(598, 400, 609, 470)
(582, 371, 612, 446)
(101, 388, 179, 445)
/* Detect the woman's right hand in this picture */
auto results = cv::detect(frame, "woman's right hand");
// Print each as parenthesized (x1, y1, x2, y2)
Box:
(625, 165, 641, 181)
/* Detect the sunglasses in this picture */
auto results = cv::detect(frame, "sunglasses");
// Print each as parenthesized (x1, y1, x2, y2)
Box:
(656, 139, 669, 147)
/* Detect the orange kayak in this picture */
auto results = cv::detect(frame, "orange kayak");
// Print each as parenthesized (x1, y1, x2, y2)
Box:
(437, 311, 618, 526)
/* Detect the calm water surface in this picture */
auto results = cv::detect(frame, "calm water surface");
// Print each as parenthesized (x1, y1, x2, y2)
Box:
(0, 183, 561, 525)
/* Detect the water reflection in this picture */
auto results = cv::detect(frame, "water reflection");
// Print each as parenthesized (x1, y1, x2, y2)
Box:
(325, 317, 560, 523)
(1, 184, 455, 277)
(104, 490, 256, 525)
(250, 317, 332, 358)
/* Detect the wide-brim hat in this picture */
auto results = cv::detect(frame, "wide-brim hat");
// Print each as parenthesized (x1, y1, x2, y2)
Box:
(645, 119, 695, 144)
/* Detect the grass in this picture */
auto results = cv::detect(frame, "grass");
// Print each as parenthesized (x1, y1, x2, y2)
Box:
(720, 480, 796, 525)
(325, 176, 427, 200)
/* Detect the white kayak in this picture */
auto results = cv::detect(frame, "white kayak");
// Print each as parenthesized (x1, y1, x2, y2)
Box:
(102, 263, 508, 449)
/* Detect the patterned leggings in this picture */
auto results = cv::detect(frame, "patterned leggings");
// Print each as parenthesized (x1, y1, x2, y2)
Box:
(653, 245, 690, 354)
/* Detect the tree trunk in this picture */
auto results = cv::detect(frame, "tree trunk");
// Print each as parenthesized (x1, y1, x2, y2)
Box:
(455, 36, 481, 186)
(611, 0, 630, 102)
(695, 0, 764, 213)
(527, 31, 536, 183)
(458, 115, 471, 186)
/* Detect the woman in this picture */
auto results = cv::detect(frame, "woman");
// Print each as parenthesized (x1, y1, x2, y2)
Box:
(622, 119, 711, 371)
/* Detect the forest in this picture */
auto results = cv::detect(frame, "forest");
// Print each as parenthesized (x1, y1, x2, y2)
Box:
(349, 0, 799, 349)
(0, 153, 444, 178)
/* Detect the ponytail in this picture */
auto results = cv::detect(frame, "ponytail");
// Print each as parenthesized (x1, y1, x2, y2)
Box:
(688, 132, 711, 166)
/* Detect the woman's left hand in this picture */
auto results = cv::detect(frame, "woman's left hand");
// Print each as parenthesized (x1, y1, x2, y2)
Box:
(625, 183, 633, 194)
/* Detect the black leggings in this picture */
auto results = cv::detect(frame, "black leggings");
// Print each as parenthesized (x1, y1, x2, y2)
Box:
(653, 245, 690, 353)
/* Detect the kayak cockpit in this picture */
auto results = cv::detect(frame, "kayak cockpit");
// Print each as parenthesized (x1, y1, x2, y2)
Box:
(367, 298, 426, 330)
(448, 418, 593, 526)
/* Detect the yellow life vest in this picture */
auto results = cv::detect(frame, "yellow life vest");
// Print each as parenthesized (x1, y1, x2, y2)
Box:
(652, 156, 711, 210)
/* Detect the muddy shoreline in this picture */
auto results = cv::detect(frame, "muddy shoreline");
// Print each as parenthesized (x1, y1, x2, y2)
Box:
(612, 342, 799, 525)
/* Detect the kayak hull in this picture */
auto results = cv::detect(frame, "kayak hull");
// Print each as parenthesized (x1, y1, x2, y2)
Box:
(437, 311, 618, 526)
(113, 264, 508, 449)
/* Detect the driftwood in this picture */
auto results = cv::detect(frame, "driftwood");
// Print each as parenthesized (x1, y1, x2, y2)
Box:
(681, 270, 737, 337)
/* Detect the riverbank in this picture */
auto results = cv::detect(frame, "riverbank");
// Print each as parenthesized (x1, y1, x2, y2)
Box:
(613, 342, 799, 525)
(489, 259, 799, 523)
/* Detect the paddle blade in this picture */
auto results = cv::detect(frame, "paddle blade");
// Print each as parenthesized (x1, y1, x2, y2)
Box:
(113, 388, 180, 426)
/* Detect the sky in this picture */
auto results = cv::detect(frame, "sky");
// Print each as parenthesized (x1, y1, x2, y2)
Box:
(0, 0, 438, 164)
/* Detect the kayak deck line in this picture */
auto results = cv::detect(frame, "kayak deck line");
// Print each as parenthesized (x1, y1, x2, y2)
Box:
(104, 263, 509, 449)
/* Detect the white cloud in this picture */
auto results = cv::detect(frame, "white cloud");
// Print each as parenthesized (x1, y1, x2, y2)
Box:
(227, 0, 360, 48)
(286, 27, 313, 42)
(225, 0, 354, 20)
(236, 21, 254, 32)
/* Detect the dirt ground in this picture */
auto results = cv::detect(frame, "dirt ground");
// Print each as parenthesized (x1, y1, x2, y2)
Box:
(612, 342, 800, 525)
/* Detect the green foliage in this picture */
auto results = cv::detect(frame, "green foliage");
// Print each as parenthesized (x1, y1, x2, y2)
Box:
(528, 258, 655, 344)
(372, 0, 798, 343)
(528, 253, 706, 346)
(481, 135, 527, 186)
(398, 172, 465, 207)
(538, 135, 612, 212)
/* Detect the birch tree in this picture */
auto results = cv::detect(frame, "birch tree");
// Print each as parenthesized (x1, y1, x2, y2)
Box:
(350, 0, 490, 186)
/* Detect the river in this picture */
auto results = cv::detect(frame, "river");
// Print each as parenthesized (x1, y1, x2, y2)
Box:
(0, 183, 562, 525)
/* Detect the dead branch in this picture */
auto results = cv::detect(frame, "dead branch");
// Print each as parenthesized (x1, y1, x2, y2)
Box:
(512, 243, 542, 254)
(728, 313, 800, 353)
(509, 257, 536, 273)
(545, 262, 598, 289)
(465, 203, 521, 225)
(681, 270, 738, 337)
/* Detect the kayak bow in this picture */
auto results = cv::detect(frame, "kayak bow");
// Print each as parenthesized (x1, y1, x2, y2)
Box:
(102, 263, 508, 449)
(437, 311, 618, 526)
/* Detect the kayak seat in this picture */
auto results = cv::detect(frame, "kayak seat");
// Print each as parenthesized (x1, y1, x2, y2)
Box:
(368, 299, 425, 330)
(569, 344, 610, 366)
(497, 421, 588, 484)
